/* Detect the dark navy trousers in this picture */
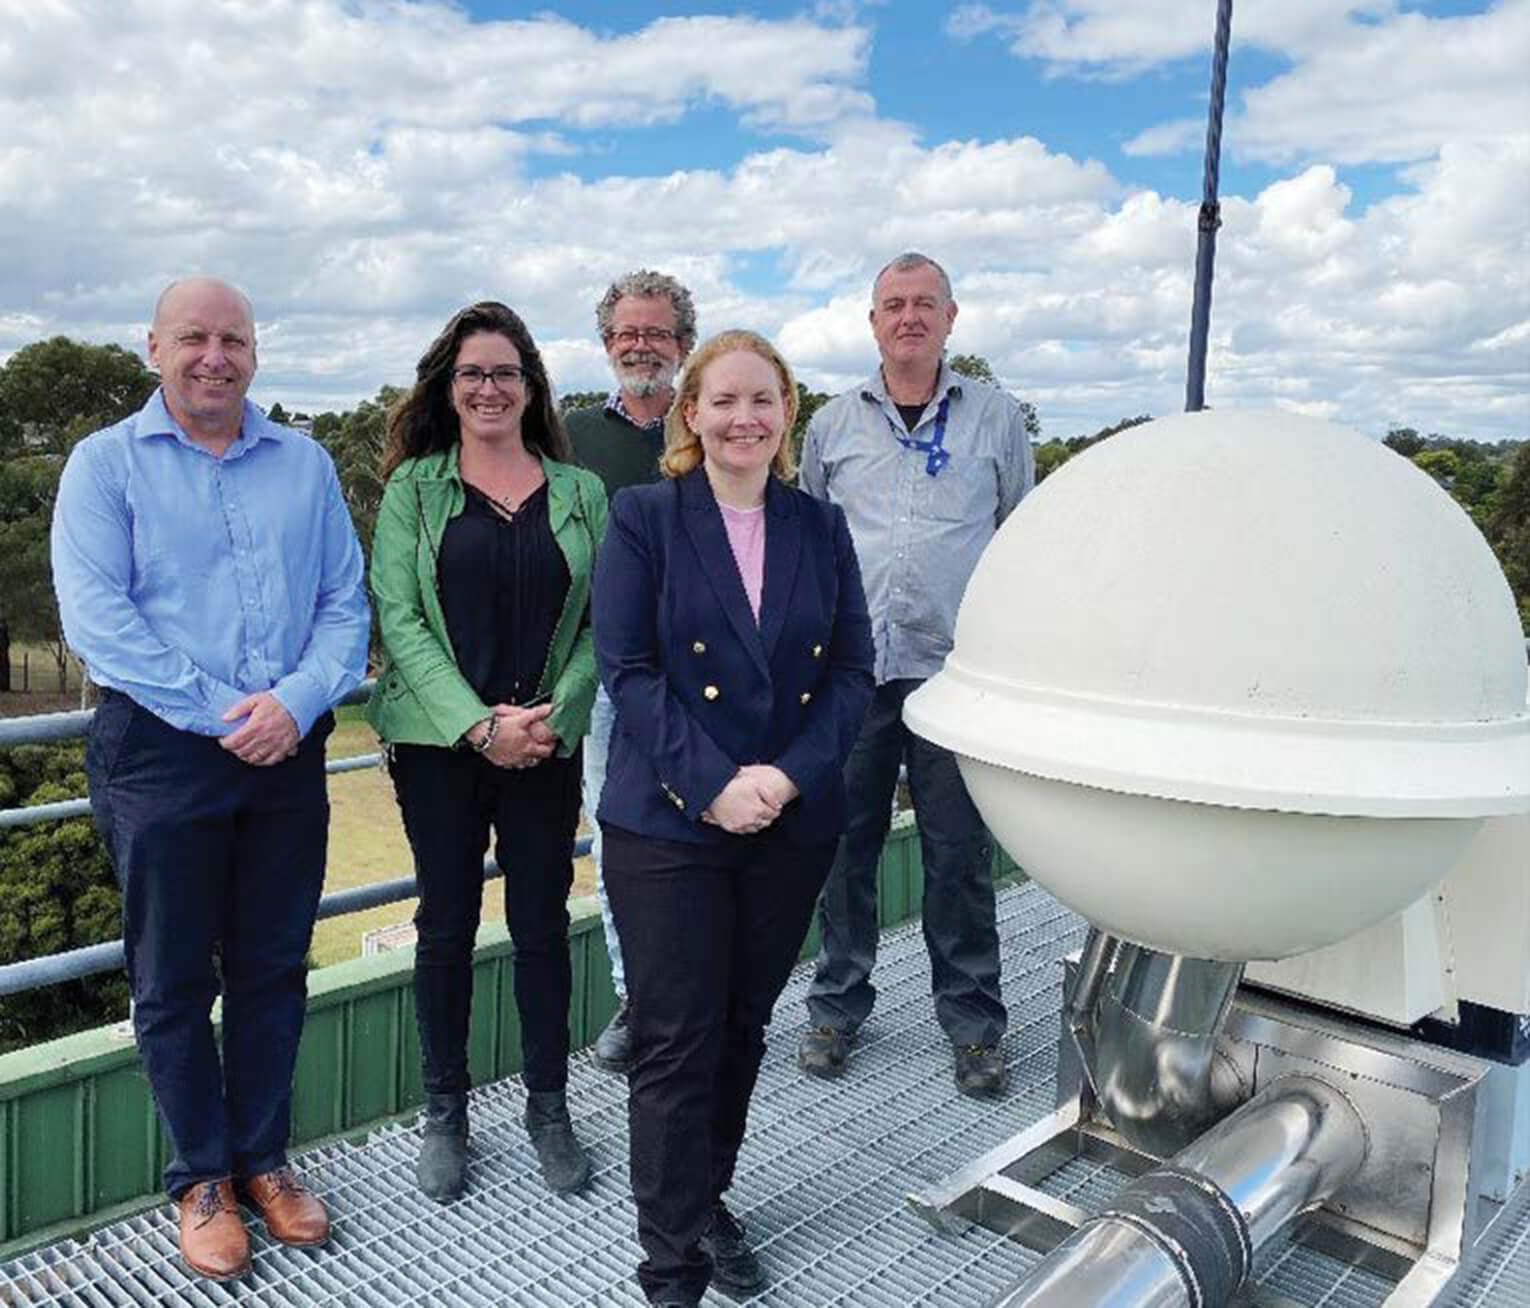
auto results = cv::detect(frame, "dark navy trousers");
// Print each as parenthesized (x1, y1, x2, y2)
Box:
(603, 822, 836, 1306)
(86, 690, 331, 1199)
(805, 678, 1007, 1048)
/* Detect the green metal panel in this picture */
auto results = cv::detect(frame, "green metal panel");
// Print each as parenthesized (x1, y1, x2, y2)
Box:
(798, 909, 822, 963)
(467, 954, 502, 1087)
(400, 985, 424, 1109)
(89, 1064, 156, 1209)
(1, 1098, 10, 1241)
(494, 962, 524, 1084)
(567, 928, 591, 1054)
(345, 990, 402, 1126)
(11, 1082, 84, 1234)
(581, 918, 620, 1035)
(290, 1005, 345, 1145)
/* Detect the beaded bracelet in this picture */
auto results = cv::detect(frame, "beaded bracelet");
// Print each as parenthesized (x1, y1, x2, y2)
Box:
(468, 714, 499, 754)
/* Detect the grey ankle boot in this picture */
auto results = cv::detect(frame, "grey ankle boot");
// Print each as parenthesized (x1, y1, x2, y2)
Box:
(524, 1089, 590, 1194)
(416, 1092, 469, 1202)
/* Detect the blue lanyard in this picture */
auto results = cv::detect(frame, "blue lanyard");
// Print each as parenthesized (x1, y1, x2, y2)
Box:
(886, 394, 951, 477)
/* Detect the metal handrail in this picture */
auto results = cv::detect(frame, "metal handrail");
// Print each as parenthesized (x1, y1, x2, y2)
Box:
(0, 680, 593, 998)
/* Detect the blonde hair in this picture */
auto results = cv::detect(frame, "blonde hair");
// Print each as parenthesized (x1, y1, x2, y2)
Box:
(660, 330, 799, 481)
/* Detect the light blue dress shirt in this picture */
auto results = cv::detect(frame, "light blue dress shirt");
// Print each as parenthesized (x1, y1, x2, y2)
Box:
(799, 362, 1034, 684)
(51, 390, 370, 737)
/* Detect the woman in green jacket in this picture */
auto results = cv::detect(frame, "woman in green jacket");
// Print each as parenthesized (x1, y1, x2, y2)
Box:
(366, 301, 608, 1203)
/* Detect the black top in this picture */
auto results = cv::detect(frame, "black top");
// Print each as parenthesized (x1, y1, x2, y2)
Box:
(438, 481, 570, 707)
(896, 401, 927, 432)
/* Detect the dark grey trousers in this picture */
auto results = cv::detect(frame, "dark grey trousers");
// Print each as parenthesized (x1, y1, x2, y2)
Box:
(805, 678, 1007, 1048)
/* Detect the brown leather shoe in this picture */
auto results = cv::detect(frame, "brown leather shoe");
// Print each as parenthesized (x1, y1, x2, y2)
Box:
(176, 1179, 250, 1281)
(239, 1166, 330, 1247)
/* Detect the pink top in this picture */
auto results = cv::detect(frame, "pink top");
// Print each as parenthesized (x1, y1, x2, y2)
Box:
(718, 502, 766, 624)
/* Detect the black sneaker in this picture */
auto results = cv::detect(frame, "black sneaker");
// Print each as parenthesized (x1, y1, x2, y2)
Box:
(953, 1043, 1005, 1097)
(592, 999, 631, 1074)
(797, 1024, 851, 1080)
(699, 1201, 764, 1296)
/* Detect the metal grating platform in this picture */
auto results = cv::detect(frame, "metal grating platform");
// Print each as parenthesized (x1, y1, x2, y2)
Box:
(3, 882, 1529, 1306)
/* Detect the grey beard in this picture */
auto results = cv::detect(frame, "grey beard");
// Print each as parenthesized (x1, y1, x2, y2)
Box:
(612, 356, 676, 398)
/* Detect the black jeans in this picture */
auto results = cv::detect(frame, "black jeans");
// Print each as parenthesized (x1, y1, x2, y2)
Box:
(603, 822, 836, 1306)
(389, 743, 581, 1095)
(85, 690, 332, 1198)
(805, 678, 1007, 1047)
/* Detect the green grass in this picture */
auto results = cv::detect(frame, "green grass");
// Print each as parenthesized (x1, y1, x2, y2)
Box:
(316, 707, 597, 967)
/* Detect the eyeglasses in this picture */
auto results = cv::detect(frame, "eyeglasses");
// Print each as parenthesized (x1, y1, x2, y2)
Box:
(452, 365, 525, 389)
(605, 327, 678, 348)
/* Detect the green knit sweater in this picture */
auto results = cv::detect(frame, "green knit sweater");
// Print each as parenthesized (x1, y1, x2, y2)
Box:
(565, 403, 666, 501)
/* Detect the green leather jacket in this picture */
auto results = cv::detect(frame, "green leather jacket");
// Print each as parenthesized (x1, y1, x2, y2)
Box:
(364, 445, 608, 753)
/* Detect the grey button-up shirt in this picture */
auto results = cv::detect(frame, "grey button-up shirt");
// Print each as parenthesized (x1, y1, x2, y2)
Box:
(799, 363, 1034, 684)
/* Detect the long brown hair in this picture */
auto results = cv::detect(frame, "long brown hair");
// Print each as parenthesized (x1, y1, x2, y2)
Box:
(660, 330, 798, 481)
(381, 301, 569, 478)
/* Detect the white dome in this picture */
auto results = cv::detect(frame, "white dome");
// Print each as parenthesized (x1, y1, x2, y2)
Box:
(904, 409, 1529, 961)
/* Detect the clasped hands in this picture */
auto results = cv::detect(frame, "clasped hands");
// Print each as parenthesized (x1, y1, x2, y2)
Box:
(221, 691, 300, 766)
(465, 703, 558, 770)
(702, 764, 800, 835)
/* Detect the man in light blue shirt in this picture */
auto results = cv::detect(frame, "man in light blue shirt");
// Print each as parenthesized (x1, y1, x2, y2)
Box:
(797, 253, 1034, 1098)
(51, 277, 369, 1282)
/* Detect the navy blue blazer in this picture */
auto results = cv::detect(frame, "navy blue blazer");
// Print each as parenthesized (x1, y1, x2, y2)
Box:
(592, 466, 874, 846)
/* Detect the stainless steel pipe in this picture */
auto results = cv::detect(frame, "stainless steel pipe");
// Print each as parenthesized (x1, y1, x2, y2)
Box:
(990, 1076, 1367, 1308)
(1095, 944, 1246, 1155)
(1177, 1074, 1369, 1254)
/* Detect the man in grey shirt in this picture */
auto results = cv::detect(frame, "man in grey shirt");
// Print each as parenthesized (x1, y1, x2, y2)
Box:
(797, 251, 1034, 1096)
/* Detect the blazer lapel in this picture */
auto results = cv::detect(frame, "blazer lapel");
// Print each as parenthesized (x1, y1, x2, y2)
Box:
(758, 477, 800, 663)
(679, 470, 770, 677)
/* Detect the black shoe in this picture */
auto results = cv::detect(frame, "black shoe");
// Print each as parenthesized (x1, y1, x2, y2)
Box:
(798, 1024, 851, 1080)
(699, 1201, 765, 1296)
(525, 1089, 592, 1194)
(953, 1043, 1006, 1097)
(415, 1092, 469, 1202)
(592, 999, 631, 1074)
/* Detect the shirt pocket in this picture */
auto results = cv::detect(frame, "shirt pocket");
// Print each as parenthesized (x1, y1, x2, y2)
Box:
(915, 454, 997, 525)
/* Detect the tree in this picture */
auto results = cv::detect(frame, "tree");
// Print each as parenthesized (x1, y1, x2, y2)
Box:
(1034, 415, 1152, 483)
(1403, 434, 1516, 531)
(790, 383, 832, 467)
(0, 743, 126, 1052)
(948, 353, 995, 384)
(0, 337, 156, 456)
(0, 338, 157, 691)
(1384, 428, 1425, 458)
(313, 385, 403, 577)
(1485, 441, 1530, 631)
(0, 458, 67, 687)
(1034, 442, 1073, 483)
(557, 390, 607, 416)
(266, 401, 290, 425)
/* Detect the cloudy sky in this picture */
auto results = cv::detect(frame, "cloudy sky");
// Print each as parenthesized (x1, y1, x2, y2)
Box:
(2, 0, 1527, 441)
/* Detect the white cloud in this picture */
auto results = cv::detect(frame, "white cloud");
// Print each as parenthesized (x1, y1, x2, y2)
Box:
(1236, 1, 1530, 164)
(0, 1, 1525, 447)
(947, 0, 1394, 76)
(954, 0, 1530, 168)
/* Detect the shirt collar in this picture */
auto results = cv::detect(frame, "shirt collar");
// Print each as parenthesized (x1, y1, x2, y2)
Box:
(862, 360, 962, 407)
(605, 390, 668, 431)
(133, 389, 286, 455)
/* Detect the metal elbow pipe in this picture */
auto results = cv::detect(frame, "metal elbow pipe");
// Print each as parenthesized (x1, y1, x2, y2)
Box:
(990, 1076, 1368, 1308)
(1094, 944, 1246, 1156)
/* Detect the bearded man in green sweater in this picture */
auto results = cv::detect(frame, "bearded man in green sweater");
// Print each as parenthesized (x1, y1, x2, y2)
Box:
(566, 269, 697, 1073)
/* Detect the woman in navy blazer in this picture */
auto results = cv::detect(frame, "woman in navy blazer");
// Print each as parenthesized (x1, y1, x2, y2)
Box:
(593, 330, 873, 1307)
